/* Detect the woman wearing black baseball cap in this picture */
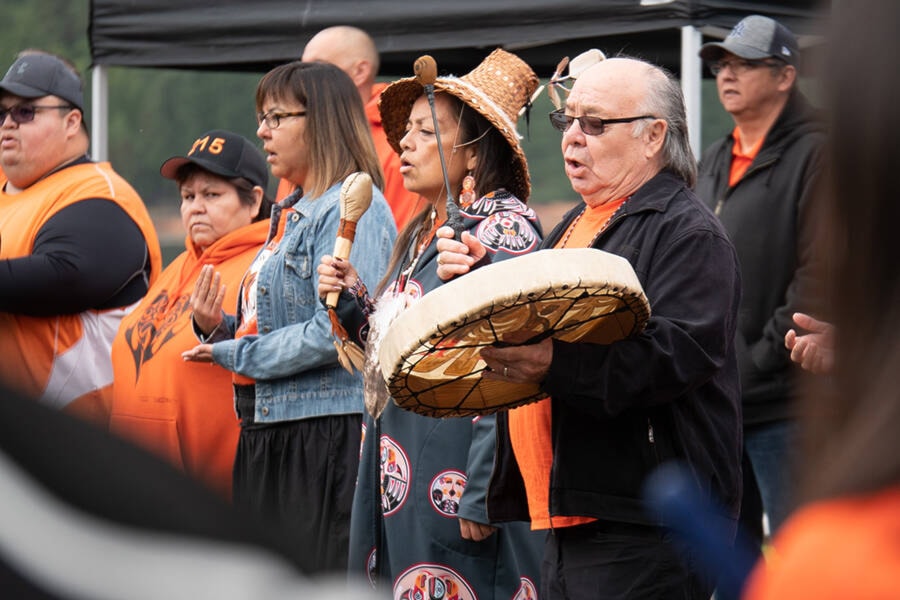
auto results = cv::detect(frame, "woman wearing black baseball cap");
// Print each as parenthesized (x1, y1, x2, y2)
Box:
(109, 129, 272, 499)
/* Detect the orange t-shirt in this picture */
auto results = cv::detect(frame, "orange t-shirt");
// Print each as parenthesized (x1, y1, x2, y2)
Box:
(276, 83, 424, 229)
(508, 197, 627, 529)
(743, 485, 900, 600)
(728, 126, 766, 187)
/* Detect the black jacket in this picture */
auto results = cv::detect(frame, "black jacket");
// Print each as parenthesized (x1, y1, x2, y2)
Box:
(696, 90, 825, 425)
(487, 171, 743, 526)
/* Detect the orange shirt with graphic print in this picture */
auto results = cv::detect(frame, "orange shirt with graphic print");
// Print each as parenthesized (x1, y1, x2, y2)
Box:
(110, 220, 269, 497)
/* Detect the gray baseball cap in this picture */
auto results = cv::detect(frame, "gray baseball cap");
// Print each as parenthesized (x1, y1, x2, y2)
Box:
(0, 54, 84, 111)
(700, 15, 799, 67)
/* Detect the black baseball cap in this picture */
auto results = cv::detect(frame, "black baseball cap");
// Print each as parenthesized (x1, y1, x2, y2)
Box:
(699, 15, 799, 67)
(160, 129, 269, 190)
(0, 54, 84, 111)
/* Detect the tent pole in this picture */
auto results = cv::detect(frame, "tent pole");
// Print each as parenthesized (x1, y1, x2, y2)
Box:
(90, 65, 109, 162)
(681, 25, 702, 159)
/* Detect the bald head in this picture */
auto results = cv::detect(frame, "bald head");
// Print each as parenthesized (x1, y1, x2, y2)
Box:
(572, 58, 659, 110)
(302, 26, 379, 100)
(560, 56, 695, 204)
(570, 56, 696, 188)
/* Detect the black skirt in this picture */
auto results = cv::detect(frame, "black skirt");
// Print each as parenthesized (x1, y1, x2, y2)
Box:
(232, 384, 361, 575)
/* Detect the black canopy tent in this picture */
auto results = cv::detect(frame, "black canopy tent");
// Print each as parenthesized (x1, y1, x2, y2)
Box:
(87, 0, 828, 158)
(89, 0, 825, 75)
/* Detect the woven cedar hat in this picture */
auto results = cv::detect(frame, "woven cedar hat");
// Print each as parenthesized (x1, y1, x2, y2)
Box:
(379, 48, 539, 202)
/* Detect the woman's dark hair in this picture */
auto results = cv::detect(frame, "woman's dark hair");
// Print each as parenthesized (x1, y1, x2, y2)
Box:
(447, 94, 516, 202)
(797, 0, 900, 503)
(174, 163, 272, 223)
(376, 92, 517, 294)
(255, 61, 384, 197)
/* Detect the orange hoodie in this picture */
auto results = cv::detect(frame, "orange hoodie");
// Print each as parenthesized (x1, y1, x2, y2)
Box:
(109, 220, 269, 498)
(743, 485, 900, 600)
(0, 162, 162, 424)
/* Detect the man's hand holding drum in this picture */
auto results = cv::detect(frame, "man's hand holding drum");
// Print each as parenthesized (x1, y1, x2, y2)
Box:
(435, 226, 553, 383)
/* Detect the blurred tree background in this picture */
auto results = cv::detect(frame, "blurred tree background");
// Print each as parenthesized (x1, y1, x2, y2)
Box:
(2, 0, 743, 262)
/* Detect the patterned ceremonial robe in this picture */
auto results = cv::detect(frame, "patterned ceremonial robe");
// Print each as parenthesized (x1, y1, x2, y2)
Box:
(349, 190, 545, 600)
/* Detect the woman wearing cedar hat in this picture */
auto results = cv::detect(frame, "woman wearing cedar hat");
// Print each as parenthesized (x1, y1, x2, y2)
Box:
(109, 129, 272, 499)
(317, 49, 545, 599)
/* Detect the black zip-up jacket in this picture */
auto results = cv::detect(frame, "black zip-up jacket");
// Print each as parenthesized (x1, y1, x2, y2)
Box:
(487, 171, 743, 526)
(696, 90, 825, 425)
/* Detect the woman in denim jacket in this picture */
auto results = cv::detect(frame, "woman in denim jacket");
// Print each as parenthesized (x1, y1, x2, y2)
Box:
(183, 61, 396, 574)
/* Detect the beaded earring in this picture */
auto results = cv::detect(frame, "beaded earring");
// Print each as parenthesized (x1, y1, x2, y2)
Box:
(459, 173, 476, 207)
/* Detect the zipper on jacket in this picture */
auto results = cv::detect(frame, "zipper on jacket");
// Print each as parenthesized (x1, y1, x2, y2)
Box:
(716, 154, 781, 217)
(647, 417, 661, 464)
(715, 154, 781, 217)
(547, 460, 556, 536)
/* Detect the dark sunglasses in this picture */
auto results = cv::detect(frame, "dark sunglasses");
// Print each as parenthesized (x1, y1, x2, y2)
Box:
(549, 109, 656, 136)
(0, 103, 75, 125)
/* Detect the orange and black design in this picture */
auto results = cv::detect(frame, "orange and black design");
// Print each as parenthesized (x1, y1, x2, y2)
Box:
(122, 290, 191, 382)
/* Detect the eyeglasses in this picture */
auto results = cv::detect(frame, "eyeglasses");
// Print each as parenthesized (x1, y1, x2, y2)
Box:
(709, 58, 785, 76)
(256, 110, 307, 129)
(0, 104, 75, 125)
(548, 109, 656, 136)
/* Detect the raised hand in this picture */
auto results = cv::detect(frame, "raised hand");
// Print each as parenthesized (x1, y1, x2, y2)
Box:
(435, 226, 486, 281)
(190, 264, 226, 336)
(785, 312, 835, 375)
(181, 343, 214, 363)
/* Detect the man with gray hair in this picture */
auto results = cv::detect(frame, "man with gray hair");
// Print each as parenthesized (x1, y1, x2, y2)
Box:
(696, 15, 824, 566)
(436, 56, 742, 600)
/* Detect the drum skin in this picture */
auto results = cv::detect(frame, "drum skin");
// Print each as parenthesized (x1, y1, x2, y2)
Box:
(379, 248, 651, 417)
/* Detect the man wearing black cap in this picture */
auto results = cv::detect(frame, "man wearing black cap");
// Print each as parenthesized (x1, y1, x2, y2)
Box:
(695, 15, 825, 568)
(0, 50, 162, 425)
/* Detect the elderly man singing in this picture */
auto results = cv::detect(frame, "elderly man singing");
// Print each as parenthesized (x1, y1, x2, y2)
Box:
(436, 56, 743, 600)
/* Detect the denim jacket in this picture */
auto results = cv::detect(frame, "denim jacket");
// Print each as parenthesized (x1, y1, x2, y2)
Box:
(210, 179, 396, 424)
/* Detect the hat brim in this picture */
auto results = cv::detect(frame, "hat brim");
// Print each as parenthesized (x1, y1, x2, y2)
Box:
(0, 81, 84, 113)
(0, 82, 84, 112)
(379, 76, 531, 202)
(699, 41, 774, 62)
(160, 155, 241, 182)
(0, 81, 48, 100)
